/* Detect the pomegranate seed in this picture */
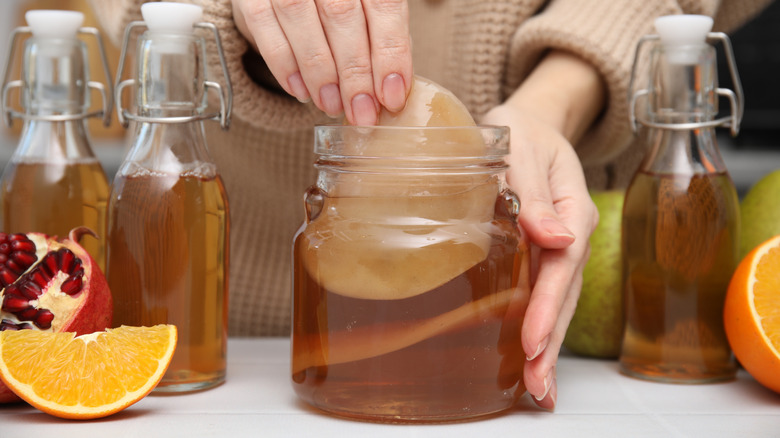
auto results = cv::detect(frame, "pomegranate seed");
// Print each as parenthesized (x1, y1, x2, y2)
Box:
(0, 254, 6, 263)
(5, 259, 22, 274)
(34, 309, 54, 329)
(0, 268, 17, 286)
(18, 307, 37, 321)
(59, 248, 76, 273)
(9, 234, 27, 241)
(11, 250, 37, 269)
(0, 319, 19, 331)
(29, 268, 50, 286)
(0, 243, 10, 255)
(0, 319, 33, 331)
(9, 251, 38, 271)
(20, 281, 42, 299)
(0, 233, 7, 242)
(10, 239, 35, 253)
(43, 252, 59, 277)
(61, 276, 83, 295)
(1, 296, 28, 312)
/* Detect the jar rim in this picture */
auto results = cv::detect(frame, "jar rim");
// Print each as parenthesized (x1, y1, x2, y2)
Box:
(314, 124, 510, 159)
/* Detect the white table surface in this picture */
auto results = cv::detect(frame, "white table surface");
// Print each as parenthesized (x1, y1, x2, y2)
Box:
(1, 338, 778, 437)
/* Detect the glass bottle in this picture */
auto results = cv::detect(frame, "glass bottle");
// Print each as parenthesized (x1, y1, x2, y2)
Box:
(292, 125, 531, 422)
(0, 10, 113, 270)
(108, 2, 232, 392)
(620, 15, 743, 383)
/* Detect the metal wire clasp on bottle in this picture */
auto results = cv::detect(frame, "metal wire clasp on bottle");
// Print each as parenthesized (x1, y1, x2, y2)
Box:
(1, 24, 113, 127)
(114, 20, 232, 129)
(628, 31, 743, 136)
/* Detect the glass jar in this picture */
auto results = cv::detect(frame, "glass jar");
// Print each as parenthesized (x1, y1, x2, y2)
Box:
(291, 125, 530, 422)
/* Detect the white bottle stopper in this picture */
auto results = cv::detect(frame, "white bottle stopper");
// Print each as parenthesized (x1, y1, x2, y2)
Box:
(25, 10, 83, 39)
(141, 2, 203, 34)
(654, 15, 713, 64)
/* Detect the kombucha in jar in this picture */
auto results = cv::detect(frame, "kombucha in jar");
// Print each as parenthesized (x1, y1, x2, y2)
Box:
(292, 124, 531, 422)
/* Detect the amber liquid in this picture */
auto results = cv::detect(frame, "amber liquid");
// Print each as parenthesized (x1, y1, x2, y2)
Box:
(620, 171, 738, 383)
(107, 171, 229, 392)
(0, 159, 108, 270)
(292, 196, 529, 422)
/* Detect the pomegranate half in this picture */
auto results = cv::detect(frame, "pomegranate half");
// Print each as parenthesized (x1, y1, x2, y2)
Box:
(0, 227, 112, 402)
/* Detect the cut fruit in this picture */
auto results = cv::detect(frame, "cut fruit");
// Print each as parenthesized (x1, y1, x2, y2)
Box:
(0, 324, 177, 419)
(724, 234, 780, 394)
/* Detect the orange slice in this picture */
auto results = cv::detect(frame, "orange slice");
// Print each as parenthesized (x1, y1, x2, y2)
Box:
(724, 235, 780, 393)
(0, 324, 177, 419)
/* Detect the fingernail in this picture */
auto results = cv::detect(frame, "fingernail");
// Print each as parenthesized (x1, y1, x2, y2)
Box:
(382, 73, 406, 112)
(527, 334, 550, 361)
(351, 93, 378, 126)
(534, 367, 555, 402)
(287, 72, 310, 103)
(542, 217, 575, 240)
(549, 377, 558, 410)
(319, 83, 343, 117)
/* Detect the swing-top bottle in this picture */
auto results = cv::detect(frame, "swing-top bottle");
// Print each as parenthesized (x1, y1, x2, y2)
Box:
(0, 10, 113, 270)
(108, 2, 232, 392)
(620, 15, 742, 383)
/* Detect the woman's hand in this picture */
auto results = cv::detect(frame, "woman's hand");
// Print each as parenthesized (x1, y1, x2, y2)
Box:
(481, 50, 605, 410)
(232, 0, 413, 125)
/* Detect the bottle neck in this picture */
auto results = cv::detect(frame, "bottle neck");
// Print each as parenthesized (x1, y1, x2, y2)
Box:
(639, 44, 728, 175)
(647, 44, 717, 125)
(120, 30, 214, 176)
(22, 37, 89, 116)
(136, 30, 206, 118)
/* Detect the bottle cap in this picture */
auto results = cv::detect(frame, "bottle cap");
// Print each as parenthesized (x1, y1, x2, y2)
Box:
(25, 10, 83, 39)
(654, 15, 713, 64)
(141, 2, 203, 34)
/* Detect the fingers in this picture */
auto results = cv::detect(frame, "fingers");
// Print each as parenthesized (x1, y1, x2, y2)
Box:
(316, 0, 377, 124)
(233, 0, 412, 123)
(524, 244, 588, 409)
(362, 0, 412, 112)
(511, 153, 577, 250)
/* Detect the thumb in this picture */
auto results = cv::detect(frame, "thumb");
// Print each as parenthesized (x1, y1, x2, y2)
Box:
(509, 162, 576, 249)
(517, 191, 576, 249)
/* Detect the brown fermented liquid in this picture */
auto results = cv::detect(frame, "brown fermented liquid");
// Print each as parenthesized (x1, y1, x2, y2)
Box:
(292, 196, 529, 422)
(107, 171, 229, 390)
(1, 159, 108, 270)
(620, 170, 738, 382)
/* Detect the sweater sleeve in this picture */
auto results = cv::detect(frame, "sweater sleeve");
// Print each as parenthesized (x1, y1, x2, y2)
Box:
(504, 0, 772, 167)
(88, 0, 321, 132)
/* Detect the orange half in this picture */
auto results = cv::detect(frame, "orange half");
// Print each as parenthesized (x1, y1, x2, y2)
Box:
(0, 325, 177, 419)
(724, 234, 780, 393)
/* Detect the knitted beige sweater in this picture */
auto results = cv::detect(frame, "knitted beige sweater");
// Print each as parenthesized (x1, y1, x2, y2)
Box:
(90, 0, 771, 336)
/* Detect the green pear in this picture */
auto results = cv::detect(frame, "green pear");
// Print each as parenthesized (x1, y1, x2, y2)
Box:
(739, 169, 780, 261)
(563, 190, 624, 358)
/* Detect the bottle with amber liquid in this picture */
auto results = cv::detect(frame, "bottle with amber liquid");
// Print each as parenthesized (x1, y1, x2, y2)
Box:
(620, 15, 743, 383)
(0, 10, 113, 270)
(108, 2, 232, 392)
